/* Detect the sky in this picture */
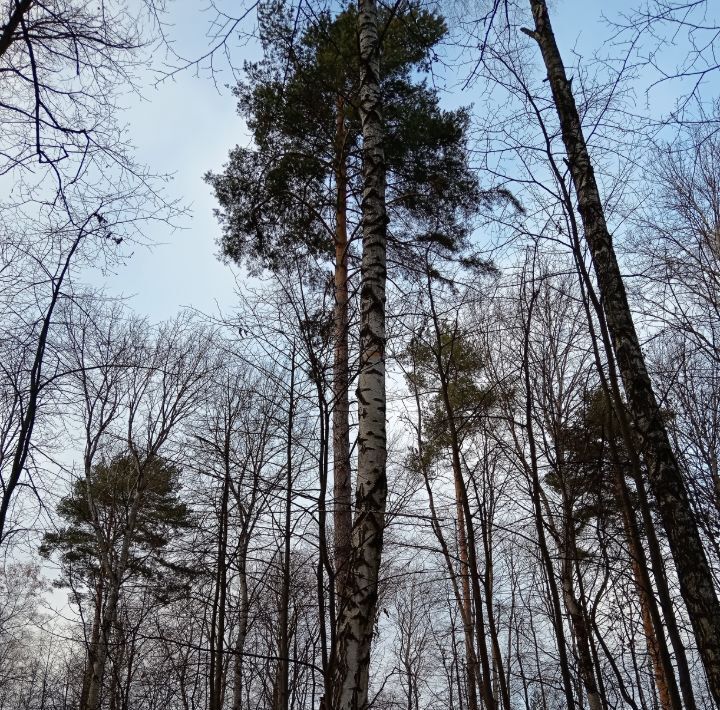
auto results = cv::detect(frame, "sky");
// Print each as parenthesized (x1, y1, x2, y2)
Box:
(30, 0, 720, 620)
(103, 73, 242, 321)
(89, 3, 253, 322)
(95, 0, 713, 323)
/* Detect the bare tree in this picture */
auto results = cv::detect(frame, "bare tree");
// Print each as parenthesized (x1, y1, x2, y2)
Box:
(520, 0, 720, 701)
(55, 308, 214, 710)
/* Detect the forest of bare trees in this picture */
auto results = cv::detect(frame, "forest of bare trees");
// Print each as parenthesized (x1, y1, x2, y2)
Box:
(2, 0, 720, 709)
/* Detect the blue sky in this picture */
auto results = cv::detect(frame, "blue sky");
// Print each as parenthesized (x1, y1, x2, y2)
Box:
(97, 0, 717, 322)
(89, 2, 253, 322)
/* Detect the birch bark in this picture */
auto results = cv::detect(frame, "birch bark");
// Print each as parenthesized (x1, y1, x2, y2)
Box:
(331, 0, 388, 707)
(524, 1, 720, 703)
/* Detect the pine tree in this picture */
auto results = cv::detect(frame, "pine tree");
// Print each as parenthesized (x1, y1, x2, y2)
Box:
(206, 0, 481, 607)
(41, 454, 191, 710)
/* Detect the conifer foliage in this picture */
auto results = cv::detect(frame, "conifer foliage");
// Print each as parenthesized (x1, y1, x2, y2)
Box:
(4, 1, 720, 709)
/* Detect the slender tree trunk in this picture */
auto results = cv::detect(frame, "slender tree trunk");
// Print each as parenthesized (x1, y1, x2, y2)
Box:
(449, 421, 496, 710)
(81, 578, 105, 710)
(86, 504, 140, 710)
(319, 402, 334, 705)
(559, 516, 602, 710)
(578, 567, 609, 710)
(210, 465, 230, 710)
(331, 0, 388, 706)
(635, 556, 672, 710)
(0, 230, 85, 544)
(231, 545, 250, 710)
(84, 452, 155, 710)
(603, 414, 678, 710)
(122, 624, 137, 710)
(424, 286, 497, 710)
(520, 284, 577, 710)
(476, 486, 510, 710)
(408, 359, 480, 710)
(524, 2, 720, 702)
(454, 490, 481, 710)
(85, 576, 120, 710)
(277, 345, 296, 710)
(568, 180, 691, 710)
(108, 619, 125, 710)
(448, 432, 481, 710)
(551, 439, 604, 710)
(333, 95, 352, 600)
(629, 463, 697, 709)
(421, 462, 481, 710)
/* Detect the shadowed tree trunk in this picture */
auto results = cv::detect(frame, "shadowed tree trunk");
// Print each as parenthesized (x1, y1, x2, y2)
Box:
(555, 148, 693, 708)
(557, 501, 603, 710)
(276, 345, 295, 710)
(405, 344, 481, 710)
(209, 464, 230, 710)
(85, 496, 143, 710)
(520, 281, 577, 710)
(333, 94, 353, 601)
(453, 475, 481, 710)
(523, 1, 720, 703)
(424, 276, 500, 710)
(231, 548, 249, 710)
(566, 175, 688, 710)
(80, 578, 105, 710)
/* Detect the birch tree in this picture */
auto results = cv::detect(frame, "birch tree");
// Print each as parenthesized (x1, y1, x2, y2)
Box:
(520, 0, 720, 701)
(330, 0, 387, 707)
(207, 2, 480, 605)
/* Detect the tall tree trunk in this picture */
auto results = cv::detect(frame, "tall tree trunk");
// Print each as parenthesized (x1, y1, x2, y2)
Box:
(80, 578, 105, 710)
(108, 619, 125, 710)
(331, 0, 388, 706)
(447, 408, 496, 710)
(521, 284, 577, 710)
(231, 544, 250, 710)
(210, 464, 231, 710)
(478, 499, 510, 710)
(453, 488, 481, 710)
(629, 461, 697, 709)
(85, 500, 141, 710)
(407, 356, 480, 710)
(569, 205, 687, 710)
(559, 515, 603, 710)
(425, 281, 497, 710)
(333, 95, 352, 600)
(603, 415, 679, 710)
(524, 2, 720, 702)
(319, 402, 334, 706)
(635, 556, 672, 710)
(277, 345, 296, 710)
(122, 622, 137, 710)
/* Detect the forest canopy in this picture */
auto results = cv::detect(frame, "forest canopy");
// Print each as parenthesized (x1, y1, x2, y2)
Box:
(2, 1, 720, 709)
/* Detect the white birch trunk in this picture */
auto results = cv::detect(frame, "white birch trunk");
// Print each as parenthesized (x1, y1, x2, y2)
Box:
(331, 0, 388, 707)
(523, 1, 720, 702)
